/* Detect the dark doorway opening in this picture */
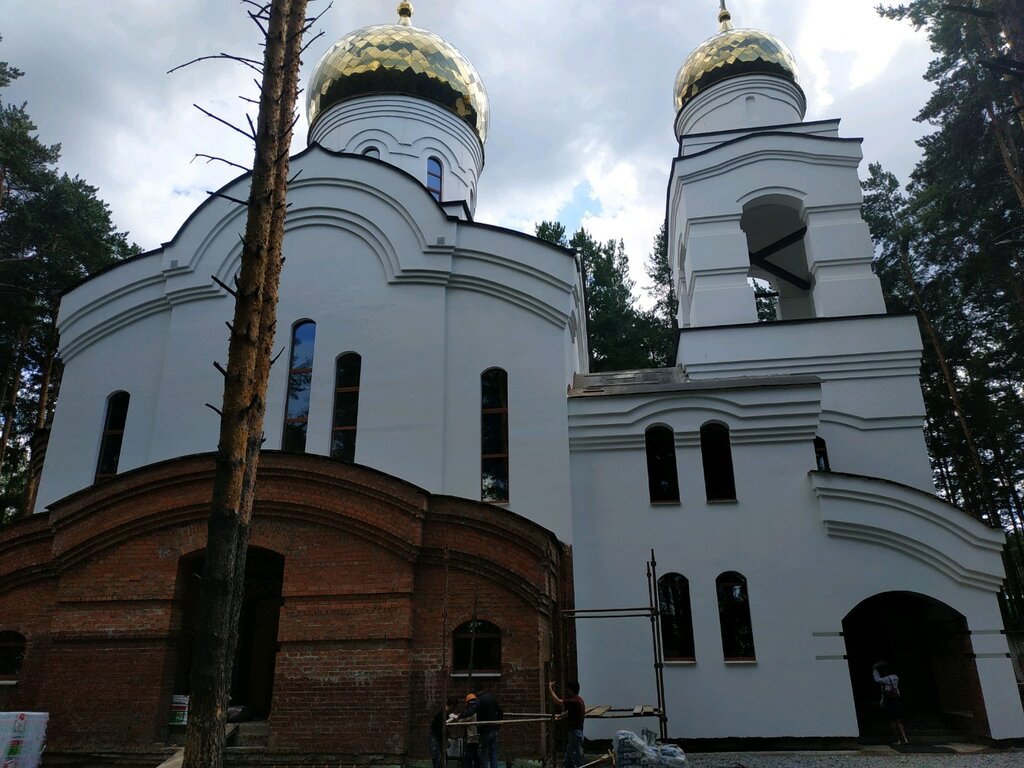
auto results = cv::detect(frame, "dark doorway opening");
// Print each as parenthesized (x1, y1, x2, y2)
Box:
(173, 547, 284, 721)
(842, 591, 989, 741)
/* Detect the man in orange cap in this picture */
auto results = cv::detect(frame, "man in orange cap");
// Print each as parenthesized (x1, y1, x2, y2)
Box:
(457, 692, 480, 768)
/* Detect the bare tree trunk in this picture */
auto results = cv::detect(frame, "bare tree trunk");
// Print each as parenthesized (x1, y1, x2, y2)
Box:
(898, 242, 993, 519)
(182, 2, 308, 767)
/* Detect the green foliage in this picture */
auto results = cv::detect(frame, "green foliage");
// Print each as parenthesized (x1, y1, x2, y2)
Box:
(536, 221, 673, 371)
(0, 40, 137, 521)
(870, 2, 1024, 624)
(644, 221, 678, 366)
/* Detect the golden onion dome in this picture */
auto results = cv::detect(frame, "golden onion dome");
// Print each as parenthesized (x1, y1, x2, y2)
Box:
(306, 2, 489, 144)
(674, 2, 799, 113)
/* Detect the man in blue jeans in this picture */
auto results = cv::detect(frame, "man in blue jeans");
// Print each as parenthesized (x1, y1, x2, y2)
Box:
(548, 680, 585, 768)
(474, 684, 503, 768)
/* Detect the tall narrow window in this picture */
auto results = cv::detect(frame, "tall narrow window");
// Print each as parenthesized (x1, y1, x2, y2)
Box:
(0, 631, 27, 681)
(716, 571, 756, 661)
(427, 156, 443, 201)
(658, 574, 695, 661)
(95, 391, 130, 482)
(645, 426, 680, 503)
(700, 422, 736, 501)
(481, 368, 509, 503)
(331, 353, 361, 463)
(814, 437, 830, 471)
(283, 321, 316, 453)
(452, 620, 501, 674)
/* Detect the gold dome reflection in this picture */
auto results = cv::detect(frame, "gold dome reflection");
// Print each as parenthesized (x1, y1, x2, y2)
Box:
(674, 24, 799, 113)
(307, 12, 489, 144)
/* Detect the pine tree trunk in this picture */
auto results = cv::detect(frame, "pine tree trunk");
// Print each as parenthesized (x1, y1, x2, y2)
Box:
(182, 1, 307, 766)
(898, 243, 993, 519)
(19, 316, 58, 516)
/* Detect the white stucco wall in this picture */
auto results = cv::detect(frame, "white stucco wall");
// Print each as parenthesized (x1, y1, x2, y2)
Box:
(36, 147, 584, 544)
(568, 382, 1023, 739)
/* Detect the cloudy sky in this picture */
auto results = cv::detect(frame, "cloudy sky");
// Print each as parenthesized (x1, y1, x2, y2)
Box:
(1, 0, 936, 299)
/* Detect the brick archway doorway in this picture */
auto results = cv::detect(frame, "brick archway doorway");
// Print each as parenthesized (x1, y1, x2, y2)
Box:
(173, 547, 284, 721)
(842, 591, 988, 741)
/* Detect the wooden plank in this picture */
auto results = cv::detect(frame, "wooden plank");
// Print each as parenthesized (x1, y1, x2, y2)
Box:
(632, 706, 643, 716)
(586, 705, 612, 717)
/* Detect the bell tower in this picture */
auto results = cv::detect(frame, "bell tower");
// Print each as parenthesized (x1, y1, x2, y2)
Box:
(667, 2, 885, 329)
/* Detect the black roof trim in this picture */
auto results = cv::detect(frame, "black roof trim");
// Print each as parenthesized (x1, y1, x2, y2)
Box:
(464, 220, 576, 258)
(63, 142, 573, 297)
(680, 117, 838, 144)
(675, 130, 862, 164)
(678, 311, 916, 336)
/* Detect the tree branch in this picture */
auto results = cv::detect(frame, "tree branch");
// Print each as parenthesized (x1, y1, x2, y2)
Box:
(211, 275, 238, 297)
(168, 53, 265, 76)
(193, 103, 257, 141)
(206, 191, 250, 206)
(193, 154, 250, 172)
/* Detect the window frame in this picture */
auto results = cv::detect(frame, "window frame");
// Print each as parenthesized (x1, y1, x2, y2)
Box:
(645, 425, 680, 504)
(658, 573, 696, 662)
(700, 421, 737, 502)
(0, 630, 27, 683)
(282, 320, 316, 453)
(451, 619, 502, 676)
(814, 436, 831, 472)
(427, 156, 443, 201)
(95, 391, 130, 482)
(480, 367, 509, 503)
(716, 571, 757, 663)
(330, 352, 361, 463)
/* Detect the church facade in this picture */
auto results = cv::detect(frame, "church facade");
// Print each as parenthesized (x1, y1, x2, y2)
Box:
(1, 1, 1022, 762)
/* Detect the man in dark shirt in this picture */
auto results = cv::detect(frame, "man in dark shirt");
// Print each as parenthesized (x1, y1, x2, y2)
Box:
(548, 680, 585, 768)
(474, 684, 503, 768)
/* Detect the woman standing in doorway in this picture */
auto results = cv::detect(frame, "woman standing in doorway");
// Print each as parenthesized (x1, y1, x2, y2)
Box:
(873, 661, 909, 745)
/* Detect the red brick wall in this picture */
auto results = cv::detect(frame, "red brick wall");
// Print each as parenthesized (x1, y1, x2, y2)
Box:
(0, 452, 573, 762)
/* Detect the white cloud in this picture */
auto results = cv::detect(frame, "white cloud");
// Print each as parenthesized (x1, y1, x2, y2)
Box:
(1, 0, 936, 293)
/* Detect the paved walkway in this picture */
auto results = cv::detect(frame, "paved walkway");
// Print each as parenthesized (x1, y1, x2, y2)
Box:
(684, 746, 1023, 768)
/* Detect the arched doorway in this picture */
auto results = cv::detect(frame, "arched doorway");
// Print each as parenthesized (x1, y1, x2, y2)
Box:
(173, 547, 285, 721)
(842, 591, 988, 741)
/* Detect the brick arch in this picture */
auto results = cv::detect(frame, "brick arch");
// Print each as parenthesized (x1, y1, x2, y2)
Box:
(0, 452, 573, 762)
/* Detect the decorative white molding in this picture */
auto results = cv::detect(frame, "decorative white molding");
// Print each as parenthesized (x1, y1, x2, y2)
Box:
(812, 471, 1005, 591)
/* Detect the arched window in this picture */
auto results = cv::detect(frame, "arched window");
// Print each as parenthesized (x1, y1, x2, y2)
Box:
(814, 436, 830, 472)
(427, 156, 443, 201)
(481, 368, 509, 503)
(362, 146, 380, 159)
(282, 321, 316, 453)
(700, 422, 736, 501)
(716, 571, 756, 661)
(645, 426, 680, 503)
(95, 391, 130, 482)
(658, 573, 695, 661)
(331, 353, 361, 463)
(452, 620, 501, 674)
(0, 631, 26, 680)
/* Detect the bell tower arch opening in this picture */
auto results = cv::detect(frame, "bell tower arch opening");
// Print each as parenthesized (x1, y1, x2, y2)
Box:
(740, 197, 812, 322)
(842, 591, 989, 741)
(172, 547, 285, 722)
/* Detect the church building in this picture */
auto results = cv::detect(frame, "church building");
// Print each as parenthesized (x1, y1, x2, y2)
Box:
(1, 2, 1022, 763)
